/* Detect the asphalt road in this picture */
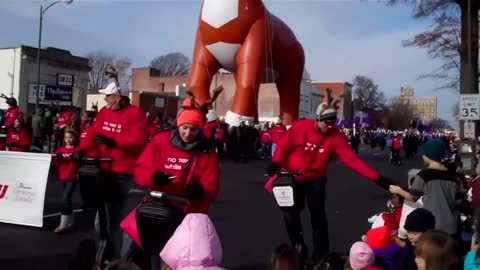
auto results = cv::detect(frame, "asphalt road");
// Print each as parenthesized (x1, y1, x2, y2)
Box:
(0, 144, 424, 270)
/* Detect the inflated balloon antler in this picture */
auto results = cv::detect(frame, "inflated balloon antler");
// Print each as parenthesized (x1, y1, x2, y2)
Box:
(320, 88, 343, 114)
(185, 86, 224, 114)
(0, 93, 8, 100)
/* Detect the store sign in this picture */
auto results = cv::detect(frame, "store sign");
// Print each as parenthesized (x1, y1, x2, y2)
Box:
(28, 83, 72, 106)
(57, 74, 74, 87)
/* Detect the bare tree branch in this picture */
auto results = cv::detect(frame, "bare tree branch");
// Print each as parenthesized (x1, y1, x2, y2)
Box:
(402, 12, 462, 91)
(86, 51, 132, 91)
(390, 0, 479, 95)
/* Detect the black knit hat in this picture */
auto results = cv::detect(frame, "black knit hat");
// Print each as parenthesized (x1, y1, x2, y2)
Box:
(404, 208, 436, 232)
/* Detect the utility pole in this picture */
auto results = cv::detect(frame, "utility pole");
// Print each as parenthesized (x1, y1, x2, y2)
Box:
(458, 0, 478, 172)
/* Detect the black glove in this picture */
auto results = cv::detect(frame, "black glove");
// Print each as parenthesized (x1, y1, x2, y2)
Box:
(375, 175, 394, 191)
(266, 162, 281, 176)
(95, 134, 116, 148)
(151, 172, 174, 186)
(70, 150, 85, 163)
(186, 177, 204, 200)
(56, 153, 64, 160)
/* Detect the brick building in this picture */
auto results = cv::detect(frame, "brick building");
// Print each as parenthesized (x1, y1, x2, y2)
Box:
(131, 67, 322, 122)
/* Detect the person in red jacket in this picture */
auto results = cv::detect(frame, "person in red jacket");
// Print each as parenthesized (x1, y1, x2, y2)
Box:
(53, 128, 80, 233)
(265, 89, 395, 262)
(72, 67, 149, 259)
(133, 89, 221, 269)
(391, 132, 402, 165)
(135, 88, 222, 214)
(260, 124, 273, 159)
(6, 117, 31, 152)
(270, 118, 287, 157)
(3, 96, 20, 129)
(148, 113, 165, 139)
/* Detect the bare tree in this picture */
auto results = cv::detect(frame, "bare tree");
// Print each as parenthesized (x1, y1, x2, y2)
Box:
(388, 98, 418, 130)
(86, 51, 132, 91)
(352, 75, 386, 112)
(150, 52, 191, 76)
(390, 0, 479, 94)
(402, 13, 462, 90)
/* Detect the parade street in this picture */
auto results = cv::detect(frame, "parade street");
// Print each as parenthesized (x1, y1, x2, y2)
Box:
(0, 145, 424, 270)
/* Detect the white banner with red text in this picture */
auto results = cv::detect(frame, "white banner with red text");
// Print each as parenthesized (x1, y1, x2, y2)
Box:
(0, 151, 51, 227)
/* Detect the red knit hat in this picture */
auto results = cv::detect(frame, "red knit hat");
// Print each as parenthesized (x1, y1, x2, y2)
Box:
(176, 86, 224, 128)
(177, 99, 206, 128)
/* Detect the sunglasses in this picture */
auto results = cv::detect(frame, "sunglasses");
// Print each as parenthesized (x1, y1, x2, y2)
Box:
(324, 120, 336, 125)
(316, 116, 336, 126)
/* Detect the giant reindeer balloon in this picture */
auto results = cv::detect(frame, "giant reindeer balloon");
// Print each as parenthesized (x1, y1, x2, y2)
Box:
(188, 0, 305, 127)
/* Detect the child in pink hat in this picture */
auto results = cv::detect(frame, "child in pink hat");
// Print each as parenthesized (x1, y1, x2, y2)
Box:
(346, 242, 383, 270)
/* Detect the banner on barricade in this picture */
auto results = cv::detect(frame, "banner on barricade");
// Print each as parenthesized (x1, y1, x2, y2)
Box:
(0, 151, 51, 227)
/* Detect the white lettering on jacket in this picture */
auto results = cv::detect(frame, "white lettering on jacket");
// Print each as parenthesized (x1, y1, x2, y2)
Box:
(304, 142, 325, 153)
(102, 121, 122, 133)
(164, 157, 190, 171)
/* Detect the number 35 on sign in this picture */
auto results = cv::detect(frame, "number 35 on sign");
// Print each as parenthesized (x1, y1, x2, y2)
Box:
(460, 94, 480, 120)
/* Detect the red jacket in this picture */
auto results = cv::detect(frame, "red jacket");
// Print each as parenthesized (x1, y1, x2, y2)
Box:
(149, 120, 164, 138)
(6, 129, 31, 152)
(273, 119, 378, 181)
(392, 137, 401, 150)
(270, 124, 286, 144)
(54, 146, 80, 181)
(57, 111, 73, 128)
(5, 107, 20, 127)
(203, 121, 218, 140)
(260, 130, 272, 144)
(80, 103, 149, 175)
(134, 130, 220, 214)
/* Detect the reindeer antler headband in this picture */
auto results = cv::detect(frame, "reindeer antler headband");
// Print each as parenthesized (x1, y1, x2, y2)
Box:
(317, 88, 343, 121)
(105, 65, 120, 91)
(184, 86, 224, 114)
(319, 88, 343, 114)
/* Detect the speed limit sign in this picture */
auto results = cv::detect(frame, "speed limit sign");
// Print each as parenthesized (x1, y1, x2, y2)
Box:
(460, 94, 480, 120)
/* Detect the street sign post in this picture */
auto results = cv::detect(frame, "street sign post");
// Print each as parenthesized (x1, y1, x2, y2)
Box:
(464, 122, 475, 139)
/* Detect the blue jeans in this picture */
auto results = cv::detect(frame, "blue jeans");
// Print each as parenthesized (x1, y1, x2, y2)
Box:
(271, 143, 277, 157)
(61, 180, 77, 215)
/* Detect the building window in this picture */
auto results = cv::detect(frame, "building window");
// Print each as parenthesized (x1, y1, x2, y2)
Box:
(150, 68, 160, 77)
